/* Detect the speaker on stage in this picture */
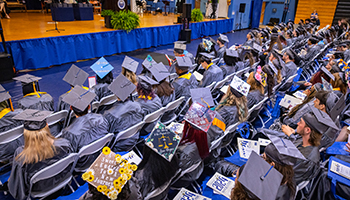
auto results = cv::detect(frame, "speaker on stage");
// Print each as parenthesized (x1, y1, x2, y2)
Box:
(0, 53, 15, 82)
(239, 3, 246, 13)
(183, 3, 191, 19)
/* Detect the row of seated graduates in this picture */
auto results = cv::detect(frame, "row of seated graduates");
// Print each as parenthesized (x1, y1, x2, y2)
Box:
(1, 19, 350, 200)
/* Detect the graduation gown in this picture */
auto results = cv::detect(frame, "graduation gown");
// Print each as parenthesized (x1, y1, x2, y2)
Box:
(57, 92, 70, 112)
(293, 144, 320, 184)
(243, 39, 254, 48)
(301, 44, 319, 62)
(216, 105, 239, 127)
(159, 91, 176, 122)
(282, 100, 314, 129)
(220, 64, 235, 77)
(216, 46, 227, 60)
(18, 93, 54, 111)
(275, 184, 293, 200)
(103, 100, 144, 151)
(344, 49, 350, 62)
(199, 63, 223, 87)
(0, 109, 24, 162)
(173, 72, 198, 99)
(8, 138, 73, 200)
(136, 95, 162, 134)
(247, 90, 265, 109)
(282, 61, 298, 79)
(90, 83, 113, 102)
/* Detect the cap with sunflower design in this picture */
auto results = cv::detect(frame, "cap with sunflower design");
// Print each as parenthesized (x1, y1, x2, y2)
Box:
(82, 147, 138, 200)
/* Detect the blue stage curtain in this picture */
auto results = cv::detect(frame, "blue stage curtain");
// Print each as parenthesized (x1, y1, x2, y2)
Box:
(1, 18, 234, 70)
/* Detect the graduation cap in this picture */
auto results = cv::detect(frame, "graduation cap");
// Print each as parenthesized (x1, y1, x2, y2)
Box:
(176, 56, 192, 69)
(138, 75, 158, 90)
(226, 49, 239, 58)
(229, 76, 250, 98)
(148, 62, 170, 82)
(252, 42, 262, 52)
(63, 64, 89, 86)
(254, 66, 267, 87)
(309, 37, 319, 44)
(265, 134, 306, 166)
(238, 151, 283, 200)
(108, 74, 136, 102)
(90, 57, 114, 79)
(62, 85, 96, 112)
(13, 74, 42, 84)
(13, 109, 52, 131)
(142, 55, 157, 71)
(174, 41, 187, 50)
(209, 37, 217, 45)
(145, 121, 181, 162)
(320, 66, 335, 81)
(303, 105, 340, 134)
(0, 85, 12, 104)
(184, 101, 216, 132)
(190, 88, 214, 107)
(121, 56, 139, 73)
(82, 146, 138, 200)
(329, 94, 346, 121)
(218, 33, 229, 44)
(200, 52, 215, 60)
(321, 77, 333, 91)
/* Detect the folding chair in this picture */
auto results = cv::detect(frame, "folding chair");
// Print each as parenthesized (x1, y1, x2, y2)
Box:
(209, 122, 239, 154)
(46, 110, 68, 127)
(205, 81, 216, 92)
(91, 101, 100, 113)
(168, 73, 178, 83)
(65, 110, 76, 127)
(28, 153, 78, 199)
(74, 133, 114, 173)
(225, 72, 236, 82)
(235, 67, 250, 77)
(143, 107, 166, 124)
(176, 97, 191, 120)
(247, 97, 268, 123)
(212, 77, 229, 104)
(160, 97, 185, 125)
(99, 94, 118, 107)
(327, 156, 350, 200)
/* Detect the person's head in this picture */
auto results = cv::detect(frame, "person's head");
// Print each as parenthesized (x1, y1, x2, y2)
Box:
(174, 48, 184, 56)
(296, 117, 322, 146)
(217, 38, 224, 47)
(326, 60, 336, 70)
(308, 37, 318, 45)
(122, 67, 138, 85)
(331, 72, 348, 94)
(154, 80, 174, 98)
(138, 145, 179, 188)
(136, 76, 156, 101)
(200, 55, 212, 69)
(175, 64, 188, 75)
(247, 71, 264, 95)
(22, 82, 40, 96)
(305, 19, 311, 24)
(217, 86, 248, 122)
(71, 105, 90, 117)
(16, 124, 56, 164)
(283, 51, 293, 62)
(96, 71, 113, 84)
(314, 90, 329, 112)
(247, 32, 253, 40)
(299, 19, 304, 25)
(223, 52, 237, 66)
(313, 9, 317, 13)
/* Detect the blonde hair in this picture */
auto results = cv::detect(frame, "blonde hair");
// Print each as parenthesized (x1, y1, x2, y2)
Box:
(216, 88, 248, 122)
(331, 73, 347, 94)
(16, 125, 56, 164)
(247, 72, 264, 95)
(122, 67, 138, 85)
(277, 69, 282, 84)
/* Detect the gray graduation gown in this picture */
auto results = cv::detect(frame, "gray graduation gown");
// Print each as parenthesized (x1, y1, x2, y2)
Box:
(103, 100, 144, 151)
(199, 64, 224, 87)
(344, 49, 350, 62)
(276, 184, 293, 200)
(173, 72, 198, 99)
(301, 45, 319, 62)
(282, 61, 298, 79)
(247, 90, 265, 109)
(216, 46, 227, 60)
(90, 83, 113, 102)
(220, 64, 235, 77)
(0, 109, 24, 162)
(8, 138, 73, 200)
(294, 144, 320, 184)
(57, 92, 71, 112)
(18, 93, 54, 111)
(216, 105, 239, 127)
(159, 91, 176, 122)
(136, 95, 162, 134)
(243, 39, 254, 48)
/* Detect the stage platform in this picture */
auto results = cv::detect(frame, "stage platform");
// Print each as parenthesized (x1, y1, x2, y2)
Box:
(0, 12, 234, 71)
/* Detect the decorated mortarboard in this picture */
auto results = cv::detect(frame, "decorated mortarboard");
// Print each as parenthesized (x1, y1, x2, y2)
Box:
(145, 121, 181, 162)
(13, 74, 41, 84)
(230, 76, 251, 97)
(321, 77, 333, 91)
(200, 52, 215, 60)
(225, 49, 239, 58)
(63, 64, 89, 86)
(142, 55, 157, 71)
(252, 42, 262, 52)
(202, 38, 214, 52)
(149, 62, 170, 82)
(190, 88, 214, 107)
(265, 135, 306, 166)
(176, 56, 192, 69)
(329, 94, 346, 121)
(218, 33, 229, 43)
(254, 66, 267, 87)
(13, 109, 52, 131)
(320, 66, 335, 81)
(81, 147, 138, 200)
(184, 101, 216, 132)
(0, 85, 12, 103)
(268, 60, 278, 75)
(238, 152, 283, 200)
(303, 105, 340, 134)
(121, 56, 139, 73)
(174, 42, 187, 50)
(90, 57, 114, 79)
(108, 74, 136, 101)
(62, 85, 96, 112)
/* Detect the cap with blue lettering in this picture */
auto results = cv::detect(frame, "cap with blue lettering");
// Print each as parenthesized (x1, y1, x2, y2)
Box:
(90, 57, 114, 79)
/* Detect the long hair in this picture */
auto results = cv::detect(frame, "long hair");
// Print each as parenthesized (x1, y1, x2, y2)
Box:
(307, 128, 322, 146)
(262, 65, 275, 97)
(288, 87, 317, 118)
(138, 146, 179, 188)
(231, 165, 258, 200)
(16, 125, 56, 164)
(331, 73, 348, 94)
(268, 35, 283, 52)
(245, 52, 255, 66)
(136, 82, 156, 102)
(154, 80, 174, 97)
(122, 67, 138, 85)
(247, 72, 264, 95)
(277, 69, 282, 84)
(264, 155, 296, 198)
(216, 88, 248, 123)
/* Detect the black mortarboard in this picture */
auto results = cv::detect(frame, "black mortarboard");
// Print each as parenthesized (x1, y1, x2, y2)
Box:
(149, 62, 170, 82)
(122, 56, 139, 73)
(0, 85, 11, 103)
(13, 109, 52, 131)
(62, 85, 96, 112)
(303, 105, 340, 134)
(190, 88, 214, 107)
(176, 56, 192, 69)
(63, 64, 89, 86)
(108, 74, 136, 101)
(265, 135, 306, 165)
(329, 94, 346, 121)
(320, 66, 335, 81)
(238, 152, 283, 200)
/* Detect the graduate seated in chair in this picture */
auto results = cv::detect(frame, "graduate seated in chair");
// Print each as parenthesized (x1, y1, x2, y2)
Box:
(121, 56, 138, 86)
(60, 85, 109, 168)
(13, 74, 54, 111)
(168, 41, 195, 73)
(57, 65, 89, 112)
(103, 74, 144, 151)
(8, 109, 73, 200)
(195, 38, 217, 65)
(220, 49, 241, 77)
(246, 67, 266, 109)
(90, 57, 115, 102)
(282, 50, 298, 80)
(198, 52, 223, 87)
(216, 34, 229, 61)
